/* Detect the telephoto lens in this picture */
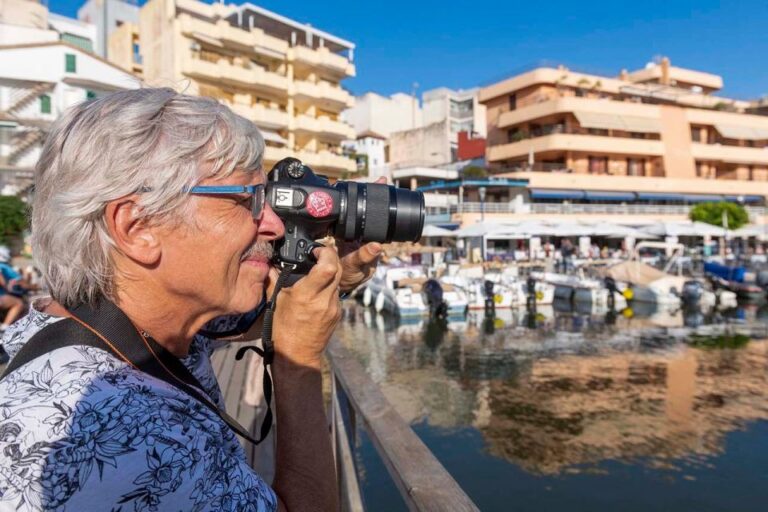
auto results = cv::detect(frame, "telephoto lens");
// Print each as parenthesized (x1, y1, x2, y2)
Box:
(266, 158, 425, 273)
(333, 181, 425, 243)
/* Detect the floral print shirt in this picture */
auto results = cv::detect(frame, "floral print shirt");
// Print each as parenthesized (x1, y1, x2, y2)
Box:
(0, 304, 276, 512)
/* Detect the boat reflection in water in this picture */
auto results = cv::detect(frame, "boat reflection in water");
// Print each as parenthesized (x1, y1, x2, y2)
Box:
(337, 302, 768, 511)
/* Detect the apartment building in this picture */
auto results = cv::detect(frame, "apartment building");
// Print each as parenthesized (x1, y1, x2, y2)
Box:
(123, 0, 357, 177)
(342, 91, 421, 138)
(423, 87, 487, 143)
(0, 0, 140, 189)
(77, 0, 140, 58)
(1, 0, 97, 50)
(469, 57, 768, 226)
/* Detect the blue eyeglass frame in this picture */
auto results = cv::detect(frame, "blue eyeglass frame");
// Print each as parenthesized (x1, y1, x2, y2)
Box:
(187, 184, 266, 220)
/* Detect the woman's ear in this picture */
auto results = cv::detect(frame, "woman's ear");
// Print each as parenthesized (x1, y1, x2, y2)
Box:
(105, 196, 161, 266)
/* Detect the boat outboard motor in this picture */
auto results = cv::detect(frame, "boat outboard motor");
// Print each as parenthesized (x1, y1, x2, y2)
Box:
(604, 276, 617, 311)
(681, 280, 704, 305)
(483, 280, 496, 314)
(526, 275, 537, 312)
(422, 279, 448, 319)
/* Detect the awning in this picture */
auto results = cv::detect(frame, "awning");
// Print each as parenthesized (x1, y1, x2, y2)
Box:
(574, 111, 661, 133)
(683, 194, 724, 203)
(620, 115, 661, 133)
(584, 191, 636, 201)
(191, 31, 224, 48)
(636, 192, 685, 202)
(714, 124, 768, 141)
(574, 111, 624, 131)
(260, 130, 287, 145)
(530, 189, 585, 200)
(724, 195, 765, 204)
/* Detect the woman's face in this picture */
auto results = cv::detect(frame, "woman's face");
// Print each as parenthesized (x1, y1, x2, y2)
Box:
(153, 169, 285, 316)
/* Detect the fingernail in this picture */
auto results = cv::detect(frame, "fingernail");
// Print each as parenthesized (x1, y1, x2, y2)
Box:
(369, 242, 382, 255)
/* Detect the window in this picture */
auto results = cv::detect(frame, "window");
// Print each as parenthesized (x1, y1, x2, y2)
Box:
(588, 156, 608, 174)
(691, 127, 701, 142)
(507, 129, 525, 143)
(627, 158, 645, 176)
(39, 94, 51, 114)
(65, 53, 76, 73)
(61, 33, 93, 52)
(508, 94, 517, 111)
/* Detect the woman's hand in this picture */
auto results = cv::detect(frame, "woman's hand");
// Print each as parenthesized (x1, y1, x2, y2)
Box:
(271, 246, 342, 369)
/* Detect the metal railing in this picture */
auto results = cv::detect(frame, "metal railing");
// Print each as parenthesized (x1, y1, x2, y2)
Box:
(328, 339, 479, 512)
(426, 202, 767, 218)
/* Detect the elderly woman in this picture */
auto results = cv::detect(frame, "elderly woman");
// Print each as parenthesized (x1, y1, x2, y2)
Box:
(0, 88, 380, 511)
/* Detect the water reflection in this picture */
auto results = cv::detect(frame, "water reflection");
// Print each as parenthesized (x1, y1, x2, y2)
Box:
(337, 304, 768, 477)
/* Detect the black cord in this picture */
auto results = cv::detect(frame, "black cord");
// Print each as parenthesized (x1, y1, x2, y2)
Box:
(234, 265, 295, 443)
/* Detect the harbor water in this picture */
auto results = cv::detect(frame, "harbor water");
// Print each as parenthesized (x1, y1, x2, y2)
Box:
(336, 303, 768, 511)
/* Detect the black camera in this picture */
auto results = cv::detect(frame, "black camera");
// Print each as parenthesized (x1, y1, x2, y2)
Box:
(266, 157, 425, 278)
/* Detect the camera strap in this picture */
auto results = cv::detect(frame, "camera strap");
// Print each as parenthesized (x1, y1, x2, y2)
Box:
(0, 296, 278, 446)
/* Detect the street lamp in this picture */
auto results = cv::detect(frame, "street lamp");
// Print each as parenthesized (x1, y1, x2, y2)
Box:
(479, 186, 487, 221)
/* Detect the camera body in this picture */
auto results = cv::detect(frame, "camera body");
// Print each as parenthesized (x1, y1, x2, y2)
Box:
(267, 158, 425, 277)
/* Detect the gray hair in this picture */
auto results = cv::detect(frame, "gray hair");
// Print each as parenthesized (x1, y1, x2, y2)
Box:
(32, 87, 265, 307)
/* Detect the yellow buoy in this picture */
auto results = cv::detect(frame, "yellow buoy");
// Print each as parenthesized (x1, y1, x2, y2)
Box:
(494, 294, 503, 304)
(622, 307, 634, 318)
(535, 290, 544, 301)
(622, 288, 634, 300)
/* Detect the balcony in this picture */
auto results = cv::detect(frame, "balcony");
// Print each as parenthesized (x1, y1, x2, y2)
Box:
(263, 145, 293, 164)
(230, 103, 289, 130)
(488, 133, 665, 162)
(294, 114, 355, 139)
(498, 96, 662, 129)
(293, 80, 354, 110)
(690, 142, 768, 165)
(182, 55, 289, 96)
(179, 15, 288, 59)
(297, 149, 356, 174)
(291, 45, 355, 77)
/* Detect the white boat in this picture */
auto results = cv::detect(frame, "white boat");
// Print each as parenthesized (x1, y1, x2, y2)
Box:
(534, 271, 628, 310)
(444, 272, 554, 310)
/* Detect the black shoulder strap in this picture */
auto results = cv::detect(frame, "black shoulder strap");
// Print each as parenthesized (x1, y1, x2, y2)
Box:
(0, 302, 271, 446)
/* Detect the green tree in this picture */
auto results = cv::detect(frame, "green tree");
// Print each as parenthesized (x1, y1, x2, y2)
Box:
(0, 196, 28, 243)
(689, 201, 749, 230)
(462, 166, 488, 179)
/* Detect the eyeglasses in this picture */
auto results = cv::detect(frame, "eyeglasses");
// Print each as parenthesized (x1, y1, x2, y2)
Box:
(187, 184, 266, 221)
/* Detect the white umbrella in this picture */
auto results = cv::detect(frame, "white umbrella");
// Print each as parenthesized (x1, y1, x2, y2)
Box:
(732, 224, 768, 238)
(454, 221, 509, 238)
(691, 221, 727, 237)
(421, 225, 457, 237)
(590, 222, 659, 239)
(643, 221, 725, 237)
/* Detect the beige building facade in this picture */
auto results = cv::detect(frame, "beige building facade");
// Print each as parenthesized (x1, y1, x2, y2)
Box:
(477, 58, 768, 224)
(117, 0, 357, 177)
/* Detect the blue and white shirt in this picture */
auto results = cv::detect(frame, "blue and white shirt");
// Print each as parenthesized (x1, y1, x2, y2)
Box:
(0, 302, 276, 512)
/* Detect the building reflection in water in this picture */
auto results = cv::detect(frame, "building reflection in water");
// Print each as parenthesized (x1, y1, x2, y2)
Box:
(337, 304, 768, 476)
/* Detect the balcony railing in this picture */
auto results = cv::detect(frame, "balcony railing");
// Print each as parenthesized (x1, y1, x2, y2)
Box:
(292, 45, 355, 77)
(293, 80, 354, 109)
(182, 56, 289, 95)
(230, 103, 289, 130)
(294, 115, 355, 139)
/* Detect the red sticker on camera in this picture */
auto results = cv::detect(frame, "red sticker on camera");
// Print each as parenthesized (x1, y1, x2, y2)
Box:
(307, 191, 334, 218)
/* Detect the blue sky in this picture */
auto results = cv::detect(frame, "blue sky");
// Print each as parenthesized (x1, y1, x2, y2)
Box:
(52, 0, 768, 100)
